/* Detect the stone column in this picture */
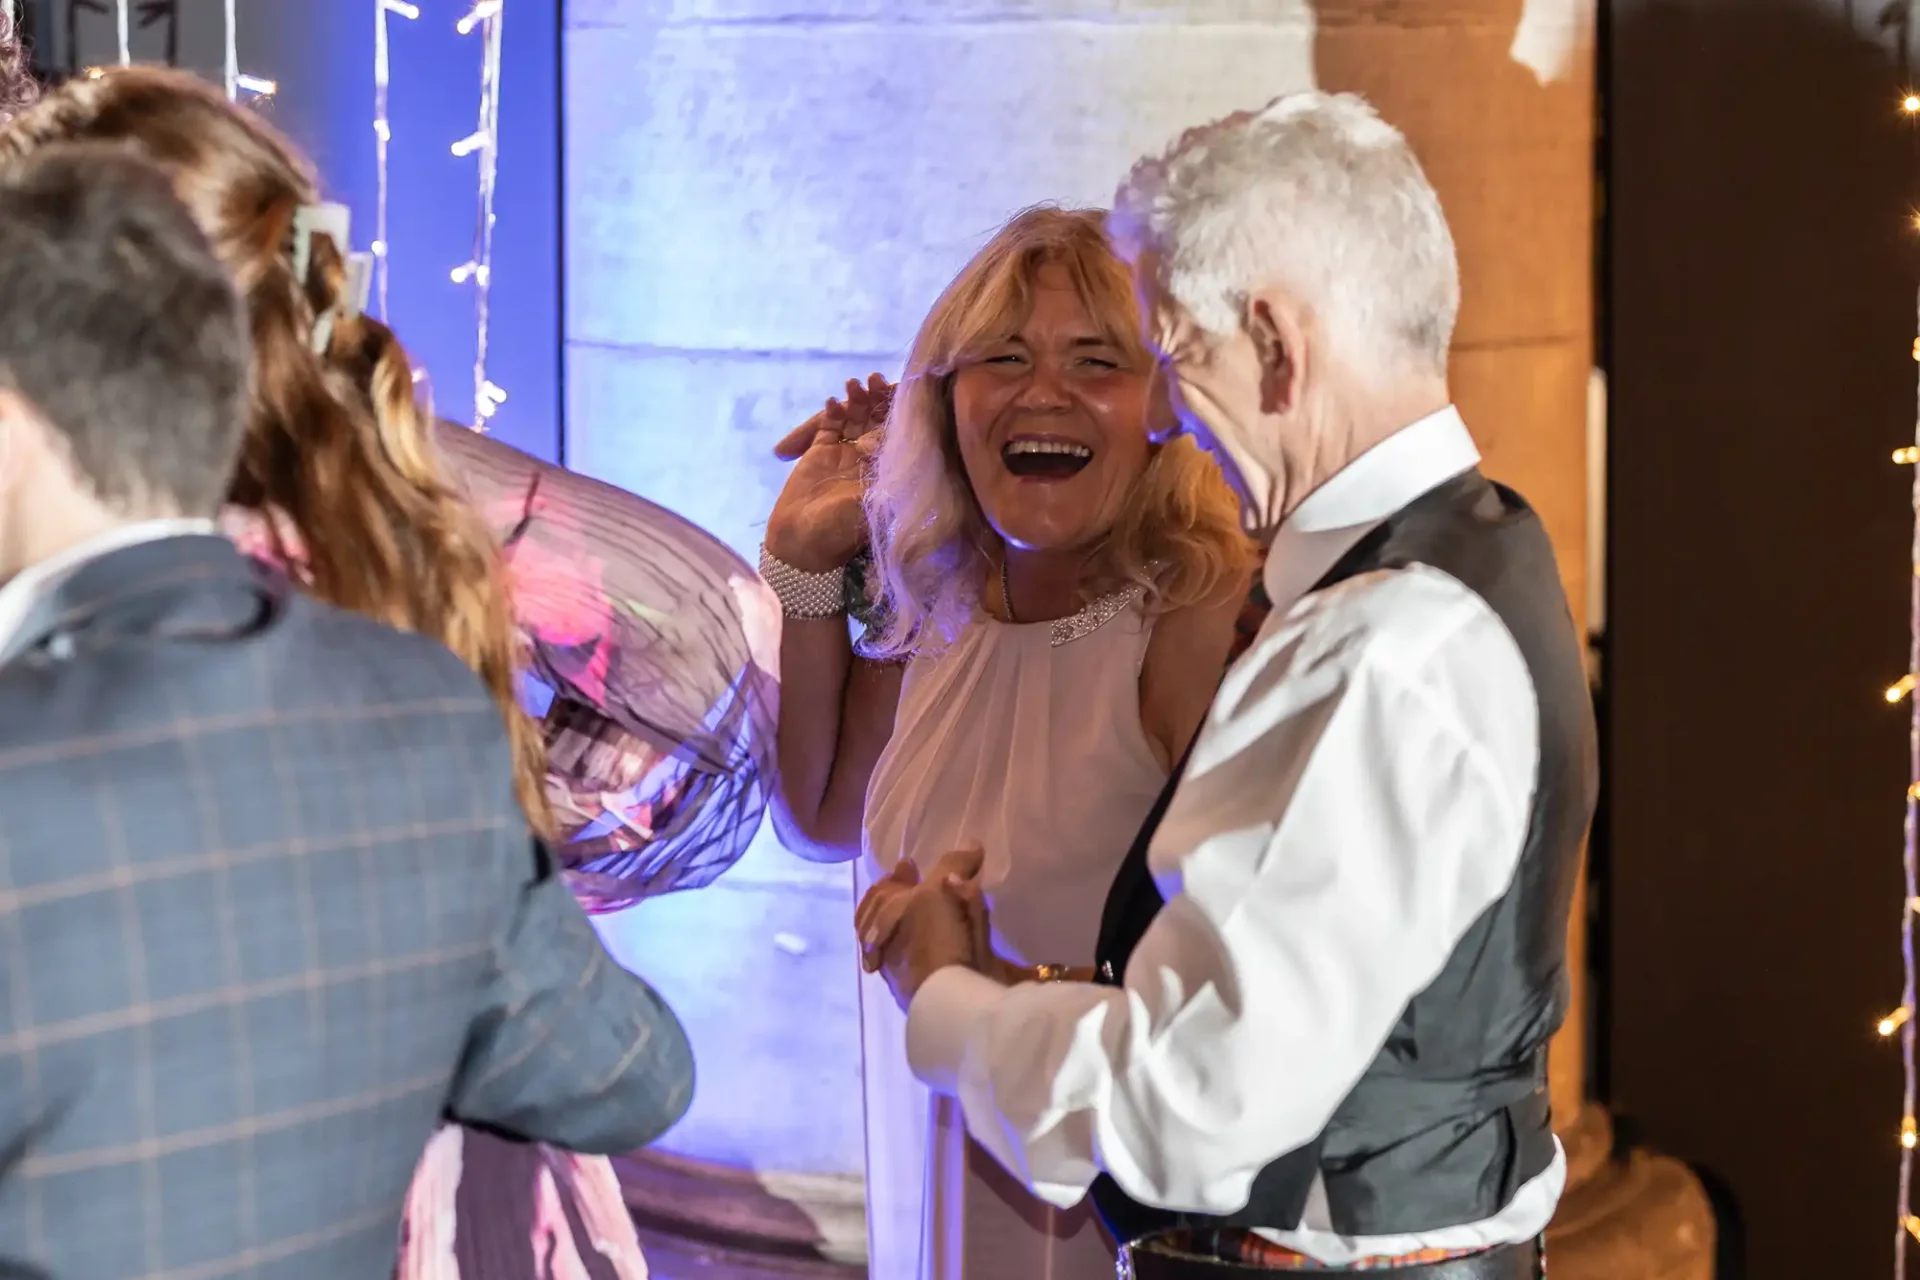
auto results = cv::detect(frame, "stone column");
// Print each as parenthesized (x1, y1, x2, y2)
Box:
(1315, 0, 1597, 1111)
(1313, 3, 1712, 1277)
(563, 2, 1708, 1274)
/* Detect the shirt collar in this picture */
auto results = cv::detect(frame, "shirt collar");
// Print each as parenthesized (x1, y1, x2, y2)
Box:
(0, 518, 220, 663)
(1260, 405, 1480, 612)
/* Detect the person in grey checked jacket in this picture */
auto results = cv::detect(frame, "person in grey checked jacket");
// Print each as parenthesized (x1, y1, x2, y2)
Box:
(0, 146, 694, 1277)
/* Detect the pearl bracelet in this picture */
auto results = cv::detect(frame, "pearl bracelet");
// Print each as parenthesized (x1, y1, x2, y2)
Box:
(758, 546, 847, 620)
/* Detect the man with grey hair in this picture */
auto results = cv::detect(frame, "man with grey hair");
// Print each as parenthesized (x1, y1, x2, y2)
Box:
(875, 91, 1592, 1278)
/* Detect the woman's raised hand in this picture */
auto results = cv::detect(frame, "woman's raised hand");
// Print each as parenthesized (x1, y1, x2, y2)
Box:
(764, 375, 891, 573)
(772, 373, 893, 461)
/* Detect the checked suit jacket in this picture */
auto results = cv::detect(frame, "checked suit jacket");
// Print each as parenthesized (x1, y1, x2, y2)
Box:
(0, 533, 694, 1279)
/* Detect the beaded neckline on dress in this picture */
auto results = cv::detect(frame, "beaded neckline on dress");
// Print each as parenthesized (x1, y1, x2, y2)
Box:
(1043, 583, 1145, 648)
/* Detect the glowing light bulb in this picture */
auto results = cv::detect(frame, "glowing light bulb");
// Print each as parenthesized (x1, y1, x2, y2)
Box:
(458, 0, 502, 35)
(1876, 79, 1920, 1272)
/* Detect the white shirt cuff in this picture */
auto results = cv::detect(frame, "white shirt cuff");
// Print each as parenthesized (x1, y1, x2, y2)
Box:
(905, 964, 1008, 1096)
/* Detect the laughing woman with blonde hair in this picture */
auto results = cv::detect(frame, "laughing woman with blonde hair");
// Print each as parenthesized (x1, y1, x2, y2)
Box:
(763, 206, 1254, 1280)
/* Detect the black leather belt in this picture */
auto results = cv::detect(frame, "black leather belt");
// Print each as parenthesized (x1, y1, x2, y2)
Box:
(1120, 1236, 1541, 1279)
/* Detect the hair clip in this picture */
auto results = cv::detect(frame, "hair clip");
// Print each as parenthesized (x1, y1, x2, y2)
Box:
(290, 203, 349, 285)
(344, 251, 374, 314)
(290, 202, 366, 355)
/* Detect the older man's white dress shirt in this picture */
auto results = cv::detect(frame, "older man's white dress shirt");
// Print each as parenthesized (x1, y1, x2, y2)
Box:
(903, 407, 1566, 1264)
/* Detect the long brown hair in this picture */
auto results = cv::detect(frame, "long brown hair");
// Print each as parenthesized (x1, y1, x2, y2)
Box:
(0, 67, 551, 834)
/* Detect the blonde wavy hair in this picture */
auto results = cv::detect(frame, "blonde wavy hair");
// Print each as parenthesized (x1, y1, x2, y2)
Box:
(0, 67, 552, 835)
(863, 205, 1250, 657)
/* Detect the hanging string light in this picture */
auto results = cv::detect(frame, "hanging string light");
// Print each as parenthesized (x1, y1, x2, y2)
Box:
(74, 1, 178, 80)
(94, 0, 271, 97)
(1891, 87, 1920, 1280)
(452, 0, 507, 429)
(221, 0, 274, 101)
(372, 0, 418, 320)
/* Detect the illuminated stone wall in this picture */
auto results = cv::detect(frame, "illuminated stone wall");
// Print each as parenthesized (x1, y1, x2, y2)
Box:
(564, 0, 1318, 1196)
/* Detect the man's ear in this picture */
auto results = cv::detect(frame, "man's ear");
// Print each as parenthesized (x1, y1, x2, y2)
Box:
(0, 389, 56, 487)
(0, 389, 26, 487)
(1145, 364, 1181, 443)
(1247, 295, 1306, 417)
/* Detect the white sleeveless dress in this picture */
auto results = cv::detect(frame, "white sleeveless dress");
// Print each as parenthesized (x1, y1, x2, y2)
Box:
(860, 588, 1170, 1280)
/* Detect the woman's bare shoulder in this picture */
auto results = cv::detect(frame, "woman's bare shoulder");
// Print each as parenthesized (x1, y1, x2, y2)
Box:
(1155, 561, 1255, 648)
(1138, 564, 1254, 761)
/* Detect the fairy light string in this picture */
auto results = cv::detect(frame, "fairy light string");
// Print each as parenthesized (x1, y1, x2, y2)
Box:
(1896, 279, 1920, 1273)
(221, 0, 274, 101)
(1891, 87, 1920, 1280)
(452, 0, 507, 429)
(93, 0, 272, 98)
(373, 0, 419, 319)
